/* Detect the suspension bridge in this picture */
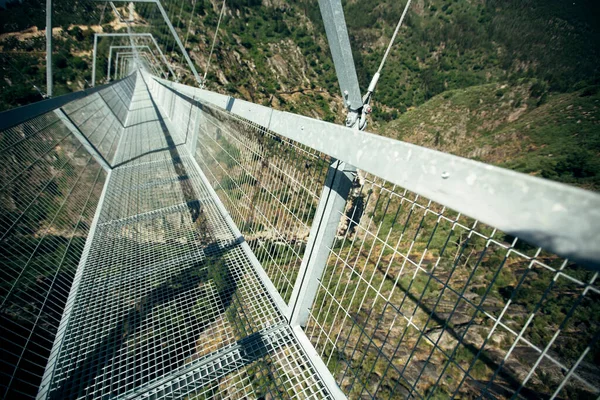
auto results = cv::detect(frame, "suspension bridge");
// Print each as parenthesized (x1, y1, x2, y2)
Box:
(1, 1, 599, 399)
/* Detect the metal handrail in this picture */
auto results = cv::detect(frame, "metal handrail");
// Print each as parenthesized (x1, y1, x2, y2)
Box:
(149, 74, 600, 271)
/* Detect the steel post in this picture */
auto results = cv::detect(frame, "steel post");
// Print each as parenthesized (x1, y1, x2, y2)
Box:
(318, 0, 362, 124)
(115, 53, 120, 79)
(107, 48, 112, 82)
(289, 160, 354, 326)
(45, 0, 53, 97)
(92, 34, 98, 86)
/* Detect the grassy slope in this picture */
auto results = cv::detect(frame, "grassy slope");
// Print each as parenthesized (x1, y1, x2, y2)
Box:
(382, 81, 600, 190)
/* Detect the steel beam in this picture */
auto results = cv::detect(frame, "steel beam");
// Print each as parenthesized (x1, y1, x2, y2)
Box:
(115, 53, 121, 79)
(107, 47, 112, 83)
(286, 2, 359, 326)
(115, 53, 135, 79)
(318, 0, 362, 126)
(93, 33, 176, 83)
(125, 2, 141, 76)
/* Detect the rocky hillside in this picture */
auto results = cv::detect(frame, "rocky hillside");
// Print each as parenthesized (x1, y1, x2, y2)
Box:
(188, 0, 600, 189)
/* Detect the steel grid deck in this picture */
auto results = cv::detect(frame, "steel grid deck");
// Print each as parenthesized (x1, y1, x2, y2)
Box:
(38, 76, 332, 400)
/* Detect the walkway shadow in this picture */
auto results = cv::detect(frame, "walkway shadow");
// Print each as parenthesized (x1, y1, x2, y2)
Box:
(122, 75, 200, 224)
(48, 238, 242, 400)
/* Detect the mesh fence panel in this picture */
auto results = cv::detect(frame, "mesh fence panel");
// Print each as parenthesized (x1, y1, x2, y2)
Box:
(0, 74, 139, 399)
(148, 79, 331, 304)
(305, 171, 600, 399)
(0, 110, 107, 398)
(61, 74, 137, 166)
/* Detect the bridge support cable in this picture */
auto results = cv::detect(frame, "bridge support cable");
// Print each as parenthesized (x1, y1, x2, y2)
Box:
(202, 0, 226, 88)
(361, 0, 412, 117)
(153, 0, 202, 85)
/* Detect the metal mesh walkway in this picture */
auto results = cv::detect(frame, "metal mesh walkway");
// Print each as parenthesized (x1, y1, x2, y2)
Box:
(37, 74, 332, 400)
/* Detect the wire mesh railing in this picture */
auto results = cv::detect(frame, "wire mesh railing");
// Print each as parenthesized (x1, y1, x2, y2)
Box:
(305, 173, 599, 399)
(149, 74, 600, 400)
(0, 107, 106, 399)
(60, 75, 136, 165)
(147, 76, 331, 304)
(0, 74, 136, 398)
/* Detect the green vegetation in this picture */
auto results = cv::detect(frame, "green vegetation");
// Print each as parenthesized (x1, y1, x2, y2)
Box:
(0, 0, 118, 108)
(5, 0, 596, 188)
(337, 0, 600, 112)
(385, 79, 600, 190)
